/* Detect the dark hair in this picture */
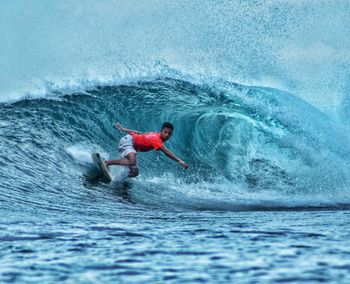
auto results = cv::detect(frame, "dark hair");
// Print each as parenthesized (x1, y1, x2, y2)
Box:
(162, 122, 174, 131)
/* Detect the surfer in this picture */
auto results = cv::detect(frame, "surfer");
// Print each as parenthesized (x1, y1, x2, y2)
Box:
(104, 122, 189, 177)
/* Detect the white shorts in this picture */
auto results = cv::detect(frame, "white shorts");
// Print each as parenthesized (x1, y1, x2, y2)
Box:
(118, 135, 137, 159)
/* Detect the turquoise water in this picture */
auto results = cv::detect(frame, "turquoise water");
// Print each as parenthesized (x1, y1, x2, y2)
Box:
(1, 1, 350, 283)
(1, 210, 350, 283)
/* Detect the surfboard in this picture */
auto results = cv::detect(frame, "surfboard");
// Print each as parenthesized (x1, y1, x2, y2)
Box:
(91, 153, 112, 182)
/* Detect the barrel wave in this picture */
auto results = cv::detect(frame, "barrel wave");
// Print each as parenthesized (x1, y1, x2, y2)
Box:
(3, 1, 350, 282)
(1, 78, 349, 214)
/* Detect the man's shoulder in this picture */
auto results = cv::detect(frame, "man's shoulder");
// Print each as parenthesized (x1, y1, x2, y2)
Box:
(145, 132, 161, 137)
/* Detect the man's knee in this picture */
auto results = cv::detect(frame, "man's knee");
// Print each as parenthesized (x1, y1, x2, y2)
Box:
(127, 160, 136, 167)
(125, 153, 136, 166)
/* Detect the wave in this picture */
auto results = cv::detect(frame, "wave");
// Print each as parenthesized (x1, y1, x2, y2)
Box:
(1, 78, 349, 212)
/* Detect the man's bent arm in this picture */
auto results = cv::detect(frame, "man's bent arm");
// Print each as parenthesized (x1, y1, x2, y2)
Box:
(160, 146, 189, 169)
(114, 122, 142, 134)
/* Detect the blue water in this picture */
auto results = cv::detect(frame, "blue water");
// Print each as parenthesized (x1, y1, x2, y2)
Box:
(1, 1, 350, 283)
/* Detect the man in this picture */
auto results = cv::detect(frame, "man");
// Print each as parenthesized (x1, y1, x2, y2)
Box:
(105, 122, 189, 177)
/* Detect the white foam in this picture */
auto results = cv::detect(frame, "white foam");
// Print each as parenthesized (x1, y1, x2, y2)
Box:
(65, 144, 128, 181)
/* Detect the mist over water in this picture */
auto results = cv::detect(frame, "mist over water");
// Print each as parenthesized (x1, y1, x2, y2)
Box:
(1, 1, 350, 283)
(1, 1, 350, 113)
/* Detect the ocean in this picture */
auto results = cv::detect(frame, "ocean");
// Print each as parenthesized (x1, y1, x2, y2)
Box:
(1, 1, 350, 283)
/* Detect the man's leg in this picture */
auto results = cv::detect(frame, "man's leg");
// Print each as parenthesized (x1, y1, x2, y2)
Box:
(128, 165, 139, 178)
(105, 153, 139, 177)
(125, 153, 139, 177)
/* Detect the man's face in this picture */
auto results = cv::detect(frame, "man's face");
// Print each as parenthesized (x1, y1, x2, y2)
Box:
(160, 127, 173, 141)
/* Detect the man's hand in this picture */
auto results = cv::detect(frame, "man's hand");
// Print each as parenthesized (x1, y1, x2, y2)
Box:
(114, 122, 124, 132)
(179, 160, 189, 169)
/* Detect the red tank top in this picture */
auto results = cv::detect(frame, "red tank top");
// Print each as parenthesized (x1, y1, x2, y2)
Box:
(130, 132, 164, 152)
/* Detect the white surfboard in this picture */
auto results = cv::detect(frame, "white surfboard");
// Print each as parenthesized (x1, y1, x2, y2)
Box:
(91, 152, 112, 182)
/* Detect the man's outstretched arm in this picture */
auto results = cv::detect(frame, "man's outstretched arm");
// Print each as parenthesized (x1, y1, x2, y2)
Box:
(160, 146, 189, 169)
(114, 122, 142, 134)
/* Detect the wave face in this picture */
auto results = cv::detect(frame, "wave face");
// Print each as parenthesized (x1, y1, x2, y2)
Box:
(1, 79, 349, 212)
(1, 1, 350, 212)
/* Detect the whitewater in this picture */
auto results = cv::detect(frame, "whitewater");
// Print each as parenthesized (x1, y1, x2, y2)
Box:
(1, 1, 350, 283)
